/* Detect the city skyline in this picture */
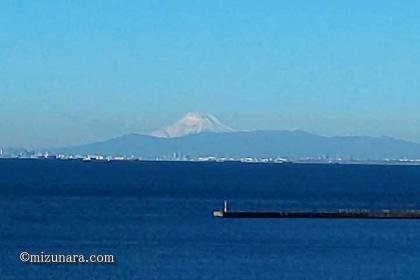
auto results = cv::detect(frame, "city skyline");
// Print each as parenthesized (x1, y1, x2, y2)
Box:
(1, 1, 420, 147)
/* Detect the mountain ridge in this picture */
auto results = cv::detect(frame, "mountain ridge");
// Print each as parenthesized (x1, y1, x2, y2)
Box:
(52, 130, 420, 160)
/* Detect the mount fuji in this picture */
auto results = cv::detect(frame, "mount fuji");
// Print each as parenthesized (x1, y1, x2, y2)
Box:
(150, 112, 234, 138)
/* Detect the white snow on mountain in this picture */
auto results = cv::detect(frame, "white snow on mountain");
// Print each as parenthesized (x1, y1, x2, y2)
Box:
(150, 112, 234, 138)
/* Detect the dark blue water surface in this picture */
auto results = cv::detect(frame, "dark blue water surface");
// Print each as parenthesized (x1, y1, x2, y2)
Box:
(2, 159, 420, 279)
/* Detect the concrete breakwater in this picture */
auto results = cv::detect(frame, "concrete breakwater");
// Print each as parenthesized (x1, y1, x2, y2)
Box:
(213, 201, 420, 219)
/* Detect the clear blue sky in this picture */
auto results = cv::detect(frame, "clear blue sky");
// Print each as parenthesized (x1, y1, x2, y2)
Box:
(1, 1, 420, 148)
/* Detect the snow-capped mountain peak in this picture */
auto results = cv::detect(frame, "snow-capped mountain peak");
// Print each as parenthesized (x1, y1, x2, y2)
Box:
(150, 112, 234, 138)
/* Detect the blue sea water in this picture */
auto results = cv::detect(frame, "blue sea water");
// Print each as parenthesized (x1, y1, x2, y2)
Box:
(2, 159, 420, 279)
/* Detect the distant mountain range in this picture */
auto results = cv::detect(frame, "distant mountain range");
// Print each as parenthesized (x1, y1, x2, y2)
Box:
(53, 131, 420, 160)
(50, 112, 420, 160)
